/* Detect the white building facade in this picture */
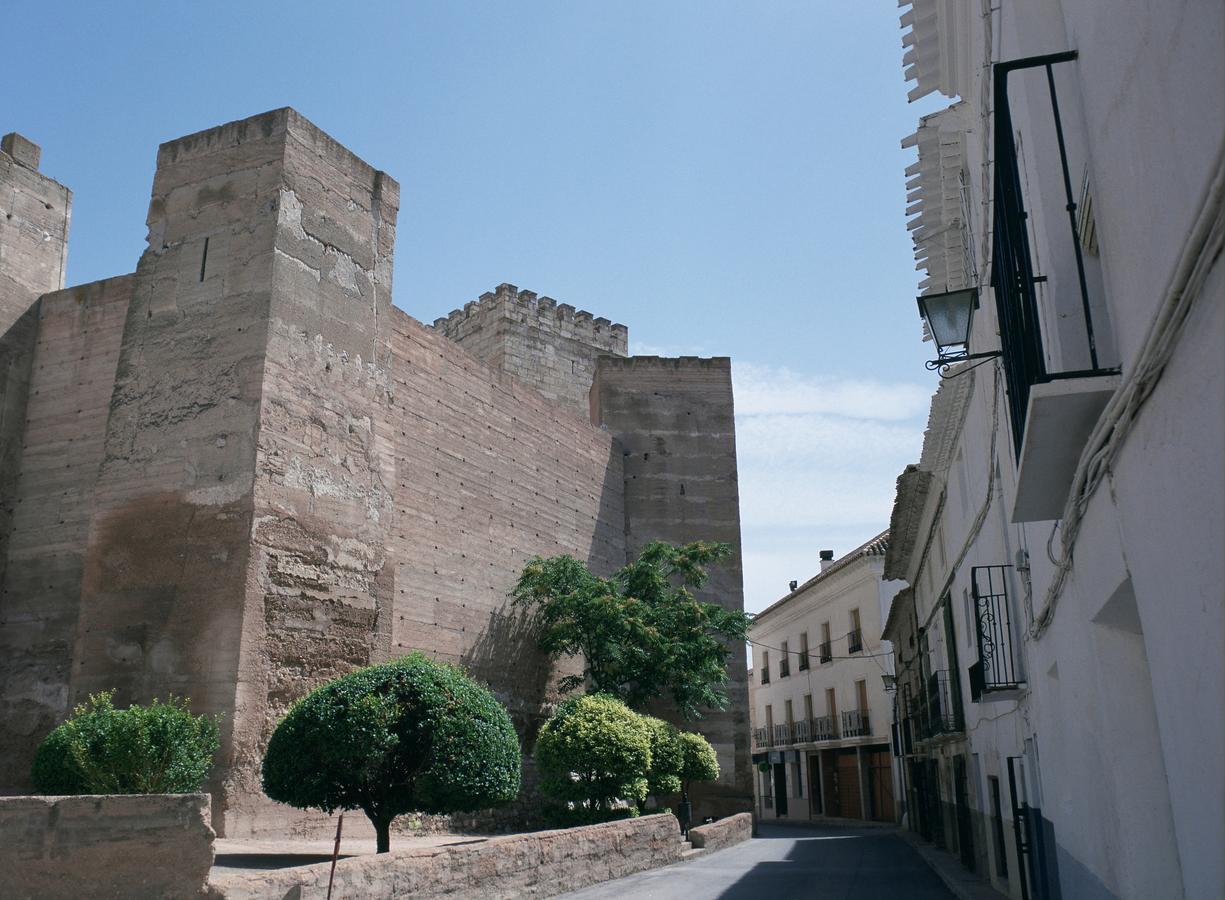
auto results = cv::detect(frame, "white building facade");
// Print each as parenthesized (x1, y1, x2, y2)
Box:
(748, 534, 905, 824)
(886, 2, 1223, 899)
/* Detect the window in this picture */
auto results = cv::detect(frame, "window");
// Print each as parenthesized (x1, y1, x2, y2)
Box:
(804, 694, 814, 721)
(825, 688, 837, 720)
(765, 704, 774, 733)
(849, 609, 863, 654)
(798, 632, 810, 670)
(819, 622, 832, 664)
(785, 699, 794, 727)
(780, 640, 791, 677)
(969, 565, 1024, 694)
(761, 651, 770, 684)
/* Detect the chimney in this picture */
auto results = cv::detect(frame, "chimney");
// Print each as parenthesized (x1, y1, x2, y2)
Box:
(789, 580, 798, 593)
(819, 549, 835, 572)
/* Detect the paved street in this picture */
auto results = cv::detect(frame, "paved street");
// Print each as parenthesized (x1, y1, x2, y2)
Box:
(559, 823, 955, 900)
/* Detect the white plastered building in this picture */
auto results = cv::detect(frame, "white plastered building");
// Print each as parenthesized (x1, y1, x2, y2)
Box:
(748, 534, 906, 824)
(885, 1, 1223, 899)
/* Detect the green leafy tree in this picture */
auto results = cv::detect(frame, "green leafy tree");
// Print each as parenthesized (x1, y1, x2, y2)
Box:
(535, 694, 651, 817)
(31, 692, 219, 795)
(262, 653, 520, 853)
(639, 715, 683, 809)
(677, 730, 720, 794)
(512, 540, 750, 718)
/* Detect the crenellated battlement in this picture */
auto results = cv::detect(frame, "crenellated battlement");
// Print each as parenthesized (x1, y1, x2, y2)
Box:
(432, 282, 628, 355)
(598, 355, 730, 369)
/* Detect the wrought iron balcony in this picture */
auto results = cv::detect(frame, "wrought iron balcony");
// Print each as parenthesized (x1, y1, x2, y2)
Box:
(847, 629, 863, 654)
(779, 656, 791, 678)
(818, 641, 832, 664)
(970, 565, 1025, 697)
(811, 715, 837, 741)
(752, 726, 771, 750)
(917, 670, 963, 739)
(841, 709, 871, 738)
(760, 667, 770, 685)
(772, 723, 792, 746)
(798, 652, 809, 672)
(792, 718, 811, 743)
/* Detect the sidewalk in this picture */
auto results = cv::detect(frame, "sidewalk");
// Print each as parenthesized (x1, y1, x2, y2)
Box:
(896, 830, 1009, 900)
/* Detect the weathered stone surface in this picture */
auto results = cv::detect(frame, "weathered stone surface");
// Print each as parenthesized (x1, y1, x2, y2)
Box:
(0, 793, 215, 899)
(0, 109, 749, 838)
(687, 812, 752, 851)
(434, 283, 629, 416)
(0, 135, 70, 336)
(0, 277, 133, 788)
(592, 356, 753, 820)
(212, 813, 682, 900)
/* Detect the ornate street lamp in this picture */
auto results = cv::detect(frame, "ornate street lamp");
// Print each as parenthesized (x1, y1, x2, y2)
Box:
(917, 288, 1000, 375)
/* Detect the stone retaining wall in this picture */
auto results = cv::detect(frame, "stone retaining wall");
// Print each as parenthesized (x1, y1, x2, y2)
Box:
(213, 813, 683, 899)
(687, 812, 753, 852)
(0, 793, 215, 899)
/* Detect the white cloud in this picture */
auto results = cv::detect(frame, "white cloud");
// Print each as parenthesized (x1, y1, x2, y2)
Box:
(734, 361, 930, 421)
(730, 360, 931, 615)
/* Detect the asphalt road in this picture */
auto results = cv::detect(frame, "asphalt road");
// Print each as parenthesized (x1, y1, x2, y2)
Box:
(558, 823, 956, 900)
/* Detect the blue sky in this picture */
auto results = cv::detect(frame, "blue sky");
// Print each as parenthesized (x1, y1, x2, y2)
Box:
(6, 1, 946, 613)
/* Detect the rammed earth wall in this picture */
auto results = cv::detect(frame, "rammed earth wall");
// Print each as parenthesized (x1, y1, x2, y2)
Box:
(0, 108, 750, 837)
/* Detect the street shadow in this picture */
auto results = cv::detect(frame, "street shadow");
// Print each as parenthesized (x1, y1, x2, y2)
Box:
(211, 853, 354, 871)
(713, 826, 955, 900)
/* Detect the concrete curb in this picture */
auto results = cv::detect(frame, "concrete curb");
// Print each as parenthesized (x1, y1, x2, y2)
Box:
(896, 829, 1009, 900)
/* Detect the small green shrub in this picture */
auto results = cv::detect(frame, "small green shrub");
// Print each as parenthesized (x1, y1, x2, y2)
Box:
(262, 653, 521, 853)
(31, 692, 219, 795)
(535, 694, 651, 813)
(677, 730, 720, 793)
(640, 715, 683, 803)
(543, 804, 640, 828)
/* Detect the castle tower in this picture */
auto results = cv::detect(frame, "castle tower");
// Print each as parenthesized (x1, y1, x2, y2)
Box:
(433, 283, 628, 416)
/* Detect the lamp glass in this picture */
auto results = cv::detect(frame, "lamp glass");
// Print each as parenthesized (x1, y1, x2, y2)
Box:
(918, 288, 977, 355)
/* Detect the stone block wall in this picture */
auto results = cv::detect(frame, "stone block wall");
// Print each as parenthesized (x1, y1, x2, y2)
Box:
(0, 277, 134, 788)
(0, 793, 215, 899)
(213, 813, 683, 900)
(0, 133, 71, 336)
(687, 811, 753, 851)
(592, 356, 753, 819)
(433, 282, 628, 416)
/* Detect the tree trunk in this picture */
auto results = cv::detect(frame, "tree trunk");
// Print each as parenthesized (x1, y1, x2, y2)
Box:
(375, 818, 391, 854)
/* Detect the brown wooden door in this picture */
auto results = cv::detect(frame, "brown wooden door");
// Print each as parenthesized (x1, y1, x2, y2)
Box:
(868, 749, 896, 821)
(821, 751, 839, 817)
(836, 750, 862, 819)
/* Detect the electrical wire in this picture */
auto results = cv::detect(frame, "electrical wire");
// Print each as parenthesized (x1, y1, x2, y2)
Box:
(1030, 142, 1225, 639)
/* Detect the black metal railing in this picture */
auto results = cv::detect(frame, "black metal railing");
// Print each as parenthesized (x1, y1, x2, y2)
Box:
(792, 718, 811, 742)
(811, 715, 838, 741)
(818, 640, 832, 664)
(847, 629, 863, 654)
(972, 565, 1024, 691)
(841, 709, 871, 737)
(919, 670, 964, 738)
(992, 51, 1119, 452)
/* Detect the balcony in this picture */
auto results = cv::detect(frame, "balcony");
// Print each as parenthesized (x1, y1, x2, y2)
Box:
(818, 641, 832, 664)
(841, 709, 871, 738)
(847, 629, 863, 654)
(914, 670, 963, 739)
(811, 715, 838, 741)
(779, 657, 791, 678)
(992, 52, 1120, 522)
(792, 718, 811, 743)
(772, 723, 791, 747)
(798, 651, 809, 672)
(969, 565, 1025, 698)
(752, 726, 771, 750)
(760, 668, 770, 686)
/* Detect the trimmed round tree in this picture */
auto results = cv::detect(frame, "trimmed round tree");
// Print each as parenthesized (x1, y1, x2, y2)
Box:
(677, 730, 720, 794)
(262, 653, 521, 852)
(639, 715, 683, 808)
(31, 691, 219, 795)
(535, 694, 651, 817)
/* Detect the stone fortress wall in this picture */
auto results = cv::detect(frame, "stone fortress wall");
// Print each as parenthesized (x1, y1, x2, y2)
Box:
(0, 109, 750, 837)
